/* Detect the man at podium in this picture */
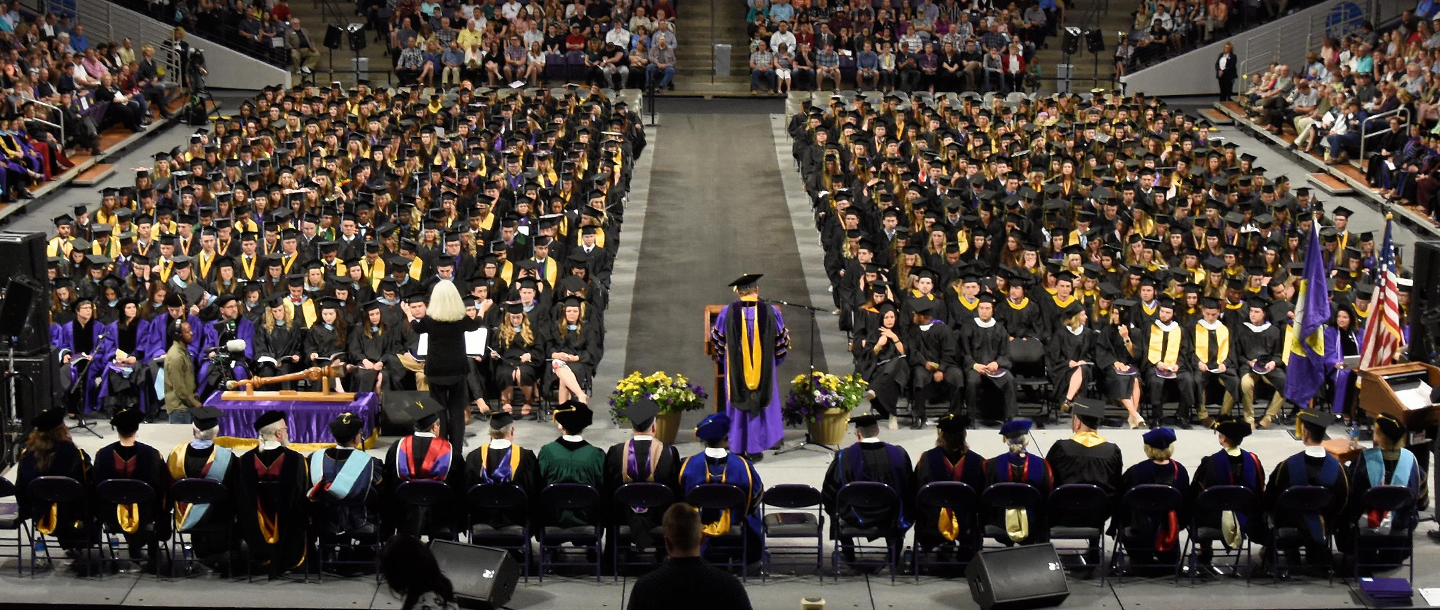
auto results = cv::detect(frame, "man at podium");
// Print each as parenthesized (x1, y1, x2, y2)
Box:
(710, 274, 791, 460)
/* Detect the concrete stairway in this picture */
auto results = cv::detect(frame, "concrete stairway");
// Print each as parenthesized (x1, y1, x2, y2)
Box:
(288, 0, 395, 87)
(1027, 0, 1135, 94)
(673, 0, 751, 94)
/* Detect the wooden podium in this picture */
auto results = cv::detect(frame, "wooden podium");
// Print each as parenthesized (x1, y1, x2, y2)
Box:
(704, 304, 725, 413)
(1356, 362, 1440, 429)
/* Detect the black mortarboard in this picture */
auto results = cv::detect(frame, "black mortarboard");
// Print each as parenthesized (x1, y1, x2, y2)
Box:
(729, 273, 763, 289)
(553, 400, 594, 432)
(254, 409, 287, 431)
(31, 407, 66, 430)
(623, 397, 662, 429)
(849, 412, 882, 428)
(328, 412, 364, 443)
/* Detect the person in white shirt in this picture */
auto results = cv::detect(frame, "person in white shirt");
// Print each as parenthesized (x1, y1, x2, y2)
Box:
(770, 21, 796, 57)
(606, 22, 633, 49)
(500, 0, 523, 21)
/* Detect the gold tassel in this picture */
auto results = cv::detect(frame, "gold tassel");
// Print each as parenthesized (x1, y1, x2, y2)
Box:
(702, 510, 733, 538)
(36, 503, 58, 536)
(939, 509, 960, 542)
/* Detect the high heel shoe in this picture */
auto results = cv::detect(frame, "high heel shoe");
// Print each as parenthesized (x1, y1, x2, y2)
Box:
(1127, 412, 1146, 429)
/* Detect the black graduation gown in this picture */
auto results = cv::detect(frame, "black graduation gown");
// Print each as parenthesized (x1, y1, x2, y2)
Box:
(1190, 449, 1267, 537)
(997, 298, 1043, 340)
(304, 323, 346, 363)
(172, 442, 240, 554)
(347, 327, 402, 391)
(602, 437, 681, 550)
(235, 446, 310, 573)
(255, 322, 305, 378)
(16, 442, 93, 549)
(1046, 326, 1094, 402)
(821, 441, 916, 540)
(92, 441, 171, 547)
(540, 321, 603, 387)
(1046, 438, 1124, 528)
(462, 443, 541, 531)
(913, 447, 986, 546)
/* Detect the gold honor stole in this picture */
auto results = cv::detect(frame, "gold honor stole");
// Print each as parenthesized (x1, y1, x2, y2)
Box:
(1194, 321, 1230, 366)
(1146, 323, 1182, 365)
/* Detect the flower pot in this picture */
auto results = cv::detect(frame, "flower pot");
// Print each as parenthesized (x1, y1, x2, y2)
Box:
(653, 411, 683, 445)
(807, 407, 849, 446)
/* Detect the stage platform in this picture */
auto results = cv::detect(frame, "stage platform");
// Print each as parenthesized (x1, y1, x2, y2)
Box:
(0, 415, 1436, 609)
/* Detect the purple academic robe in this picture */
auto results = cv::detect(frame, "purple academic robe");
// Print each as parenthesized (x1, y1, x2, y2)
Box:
(97, 320, 153, 413)
(196, 317, 255, 389)
(712, 303, 789, 455)
(1322, 326, 1364, 413)
(52, 319, 115, 413)
(140, 313, 203, 364)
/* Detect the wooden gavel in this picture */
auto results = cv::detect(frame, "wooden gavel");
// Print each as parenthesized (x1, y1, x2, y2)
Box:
(226, 363, 356, 396)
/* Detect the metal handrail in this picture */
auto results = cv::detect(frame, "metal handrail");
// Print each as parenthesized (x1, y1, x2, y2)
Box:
(1359, 105, 1410, 160)
(22, 96, 64, 146)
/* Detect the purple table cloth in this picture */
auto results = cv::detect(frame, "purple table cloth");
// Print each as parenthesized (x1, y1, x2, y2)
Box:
(205, 391, 379, 444)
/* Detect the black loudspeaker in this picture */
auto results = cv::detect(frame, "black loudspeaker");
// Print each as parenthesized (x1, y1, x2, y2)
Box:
(1085, 29, 1105, 53)
(0, 232, 50, 354)
(10, 349, 60, 431)
(1061, 29, 1080, 55)
(965, 544, 1069, 610)
(1407, 240, 1440, 361)
(348, 25, 367, 52)
(324, 24, 344, 50)
(429, 540, 519, 609)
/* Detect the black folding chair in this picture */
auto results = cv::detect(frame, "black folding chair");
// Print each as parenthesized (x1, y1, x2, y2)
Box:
(169, 478, 233, 578)
(466, 484, 532, 583)
(610, 482, 674, 580)
(760, 483, 825, 580)
(1268, 485, 1335, 584)
(1185, 485, 1259, 584)
(312, 492, 384, 582)
(830, 481, 903, 584)
(394, 480, 459, 541)
(26, 476, 94, 575)
(537, 483, 602, 582)
(1350, 485, 1417, 581)
(980, 482, 1044, 548)
(1111, 484, 1184, 584)
(248, 480, 313, 582)
(911, 481, 978, 581)
(0, 478, 33, 576)
(686, 483, 753, 581)
(1046, 483, 1109, 581)
(94, 479, 166, 577)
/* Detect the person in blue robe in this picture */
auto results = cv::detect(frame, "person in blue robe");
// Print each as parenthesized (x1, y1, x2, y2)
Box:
(1262, 409, 1349, 575)
(1321, 305, 1363, 416)
(1190, 418, 1267, 571)
(679, 413, 764, 566)
(709, 274, 790, 459)
(53, 297, 114, 414)
(822, 412, 914, 563)
(309, 412, 383, 572)
(1346, 413, 1428, 569)
(981, 419, 1052, 546)
(98, 297, 153, 417)
(1117, 427, 1191, 569)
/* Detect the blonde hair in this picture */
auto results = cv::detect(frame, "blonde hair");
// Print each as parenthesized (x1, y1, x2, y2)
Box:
(499, 314, 535, 346)
(1144, 444, 1174, 461)
(428, 279, 466, 322)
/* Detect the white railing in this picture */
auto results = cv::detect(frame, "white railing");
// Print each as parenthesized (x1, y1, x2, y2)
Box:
(1359, 105, 1411, 160)
(22, 97, 64, 147)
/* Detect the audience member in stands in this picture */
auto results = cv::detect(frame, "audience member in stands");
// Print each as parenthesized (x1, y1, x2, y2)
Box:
(625, 503, 753, 610)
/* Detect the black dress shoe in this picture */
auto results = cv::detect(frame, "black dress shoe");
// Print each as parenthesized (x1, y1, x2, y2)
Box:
(1427, 529, 1440, 543)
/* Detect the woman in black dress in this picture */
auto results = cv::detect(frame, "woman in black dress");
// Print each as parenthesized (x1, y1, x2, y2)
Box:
(255, 294, 305, 388)
(541, 295, 601, 405)
(305, 297, 349, 388)
(349, 300, 401, 394)
(491, 302, 542, 417)
(851, 302, 908, 419)
(1095, 305, 1145, 429)
(410, 280, 486, 451)
(1047, 303, 1094, 413)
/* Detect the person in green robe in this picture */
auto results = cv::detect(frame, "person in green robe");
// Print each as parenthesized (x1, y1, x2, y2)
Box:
(538, 400, 606, 528)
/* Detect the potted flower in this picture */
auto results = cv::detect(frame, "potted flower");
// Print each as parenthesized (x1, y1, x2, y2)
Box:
(609, 371, 710, 444)
(783, 371, 868, 445)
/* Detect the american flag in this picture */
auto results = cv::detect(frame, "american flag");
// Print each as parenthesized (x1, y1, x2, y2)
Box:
(1359, 215, 1403, 369)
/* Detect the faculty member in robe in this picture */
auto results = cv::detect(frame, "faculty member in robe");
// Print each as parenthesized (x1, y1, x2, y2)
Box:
(822, 412, 915, 563)
(17, 408, 95, 555)
(1263, 409, 1348, 574)
(308, 412, 383, 563)
(383, 399, 465, 539)
(1348, 413, 1428, 567)
(1117, 427, 1190, 568)
(710, 274, 790, 460)
(679, 413, 764, 565)
(1190, 418, 1266, 569)
(464, 412, 540, 538)
(603, 398, 680, 560)
(538, 401, 606, 529)
(93, 407, 168, 571)
(166, 406, 237, 566)
(913, 414, 985, 559)
(235, 410, 310, 577)
(54, 297, 113, 414)
(982, 419, 1052, 546)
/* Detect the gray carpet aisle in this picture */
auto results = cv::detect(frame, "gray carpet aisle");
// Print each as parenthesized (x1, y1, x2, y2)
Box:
(623, 99, 828, 433)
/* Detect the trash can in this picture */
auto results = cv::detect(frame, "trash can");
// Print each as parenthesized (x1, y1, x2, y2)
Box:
(714, 43, 731, 77)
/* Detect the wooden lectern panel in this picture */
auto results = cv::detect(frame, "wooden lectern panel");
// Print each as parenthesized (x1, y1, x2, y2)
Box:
(705, 304, 725, 413)
(1356, 362, 1440, 429)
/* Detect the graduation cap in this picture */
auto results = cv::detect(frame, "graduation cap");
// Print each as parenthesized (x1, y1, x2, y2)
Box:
(1374, 413, 1405, 441)
(254, 409, 287, 432)
(328, 412, 364, 443)
(31, 407, 66, 431)
(552, 400, 593, 432)
(1143, 427, 1177, 449)
(849, 412, 882, 428)
(935, 414, 968, 434)
(1296, 408, 1331, 439)
(622, 397, 661, 430)
(1332, 205, 1354, 219)
(729, 273, 763, 289)
(999, 419, 1033, 440)
(1214, 417, 1251, 443)
(1070, 397, 1104, 427)
(191, 405, 223, 431)
(694, 412, 732, 442)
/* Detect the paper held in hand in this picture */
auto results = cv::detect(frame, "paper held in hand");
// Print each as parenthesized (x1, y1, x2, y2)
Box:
(417, 329, 489, 357)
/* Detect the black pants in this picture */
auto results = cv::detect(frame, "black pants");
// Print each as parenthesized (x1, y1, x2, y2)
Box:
(1219, 76, 1235, 101)
(428, 379, 469, 452)
(963, 369, 1016, 420)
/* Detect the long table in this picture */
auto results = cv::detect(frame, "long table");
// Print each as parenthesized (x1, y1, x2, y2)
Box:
(204, 391, 379, 444)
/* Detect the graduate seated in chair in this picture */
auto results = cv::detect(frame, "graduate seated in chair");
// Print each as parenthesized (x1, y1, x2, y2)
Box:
(982, 419, 1053, 546)
(679, 413, 765, 566)
(309, 412, 383, 567)
(958, 294, 1016, 422)
(166, 406, 238, 569)
(822, 412, 916, 564)
(538, 401, 606, 531)
(1118, 427, 1190, 569)
(93, 407, 169, 573)
(1262, 409, 1349, 576)
(236, 410, 310, 577)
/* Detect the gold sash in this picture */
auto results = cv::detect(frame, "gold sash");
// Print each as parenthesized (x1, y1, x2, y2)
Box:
(1146, 324, 1182, 365)
(1194, 323, 1231, 366)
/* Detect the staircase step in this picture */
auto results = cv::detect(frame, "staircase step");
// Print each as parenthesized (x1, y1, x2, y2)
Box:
(1199, 108, 1233, 125)
(73, 163, 115, 186)
(1308, 172, 1354, 195)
